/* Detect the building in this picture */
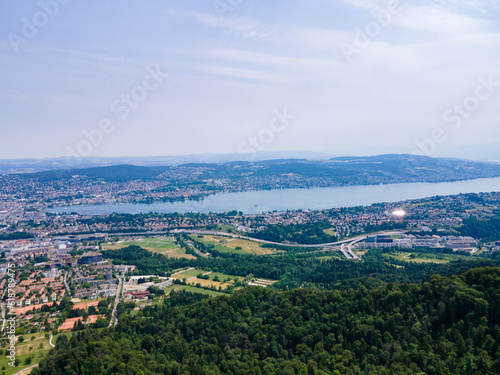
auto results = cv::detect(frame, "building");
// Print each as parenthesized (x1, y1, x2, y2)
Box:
(157, 279, 173, 289)
(125, 291, 150, 300)
(78, 252, 103, 265)
(444, 236, 478, 251)
(414, 236, 441, 249)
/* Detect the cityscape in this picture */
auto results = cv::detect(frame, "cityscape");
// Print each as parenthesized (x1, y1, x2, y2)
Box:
(2, 1, 500, 374)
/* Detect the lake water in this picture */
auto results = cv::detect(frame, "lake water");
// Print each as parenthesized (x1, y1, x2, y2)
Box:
(47, 176, 500, 215)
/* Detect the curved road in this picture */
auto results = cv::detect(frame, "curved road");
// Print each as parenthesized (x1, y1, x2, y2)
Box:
(177, 229, 406, 260)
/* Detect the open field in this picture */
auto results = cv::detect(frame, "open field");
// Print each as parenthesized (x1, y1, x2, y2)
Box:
(316, 255, 341, 261)
(189, 278, 229, 289)
(192, 235, 278, 255)
(383, 252, 469, 264)
(170, 269, 245, 291)
(102, 237, 196, 259)
(176, 285, 228, 297)
(323, 228, 337, 237)
(0, 331, 74, 375)
(162, 284, 228, 298)
(188, 276, 240, 290)
(171, 268, 207, 280)
(353, 248, 369, 256)
(205, 272, 244, 282)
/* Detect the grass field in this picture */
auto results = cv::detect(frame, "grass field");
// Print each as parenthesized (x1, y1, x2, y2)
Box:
(316, 255, 340, 261)
(0, 331, 74, 375)
(323, 228, 337, 237)
(176, 285, 228, 297)
(205, 272, 243, 282)
(102, 237, 196, 259)
(353, 248, 369, 256)
(162, 284, 228, 297)
(170, 268, 244, 291)
(171, 268, 208, 280)
(192, 235, 277, 255)
(383, 252, 468, 264)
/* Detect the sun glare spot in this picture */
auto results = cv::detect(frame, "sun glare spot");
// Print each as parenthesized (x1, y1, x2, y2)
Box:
(392, 209, 406, 217)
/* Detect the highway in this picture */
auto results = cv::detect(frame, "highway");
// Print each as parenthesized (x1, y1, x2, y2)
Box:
(177, 229, 406, 260)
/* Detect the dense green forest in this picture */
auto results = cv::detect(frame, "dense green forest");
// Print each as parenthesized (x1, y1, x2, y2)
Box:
(0, 231, 35, 240)
(459, 215, 500, 242)
(249, 223, 337, 244)
(33, 267, 500, 374)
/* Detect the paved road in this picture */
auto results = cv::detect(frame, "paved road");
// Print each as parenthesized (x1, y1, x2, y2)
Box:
(185, 240, 209, 257)
(1, 302, 5, 331)
(178, 229, 405, 248)
(63, 271, 71, 297)
(180, 229, 410, 260)
(49, 334, 55, 348)
(109, 273, 123, 327)
(13, 364, 39, 375)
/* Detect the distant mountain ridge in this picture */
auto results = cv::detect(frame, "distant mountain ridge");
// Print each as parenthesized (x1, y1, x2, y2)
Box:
(8, 154, 500, 187)
(0, 151, 331, 174)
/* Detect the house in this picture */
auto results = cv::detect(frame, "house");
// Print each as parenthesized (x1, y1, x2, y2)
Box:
(125, 291, 150, 300)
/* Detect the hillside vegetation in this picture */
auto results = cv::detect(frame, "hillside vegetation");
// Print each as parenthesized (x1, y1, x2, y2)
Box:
(33, 267, 500, 375)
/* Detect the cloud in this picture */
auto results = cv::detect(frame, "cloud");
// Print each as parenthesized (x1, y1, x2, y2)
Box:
(202, 47, 334, 71)
(339, 0, 390, 12)
(188, 11, 279, 42)
(394, 4, 489, 34)
(341, 0, 499, 14)
(422, 0, 499, 15)
(194, 64, 292, 84)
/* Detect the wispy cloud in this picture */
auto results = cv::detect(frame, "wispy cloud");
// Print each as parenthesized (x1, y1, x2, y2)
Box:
(188, 11, 279, 42)
(422, 0, 499, 15)
(202, 48, 333, 71)
(339, 0, 389, 12)
(395, 5, 489, 34)
(193, 64, 292, 84)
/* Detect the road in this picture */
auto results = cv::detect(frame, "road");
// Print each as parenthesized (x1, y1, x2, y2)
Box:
(185, 240, 209, 257)
(178, 229, 407, 260)
(339, 237, 366, 260)
(109, 273, 123, 327)
(13, 364, 39, 375)
(63, 271, 71, 297)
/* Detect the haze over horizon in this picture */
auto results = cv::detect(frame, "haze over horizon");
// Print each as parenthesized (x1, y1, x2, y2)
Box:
(2, 0, 500, 161)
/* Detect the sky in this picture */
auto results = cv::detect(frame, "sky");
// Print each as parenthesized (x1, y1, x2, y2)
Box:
(1, 0, 500, 161)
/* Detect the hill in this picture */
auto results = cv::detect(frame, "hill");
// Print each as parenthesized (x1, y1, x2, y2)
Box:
(9, 154, 500, 186)
(33, 267, 500, 375)
(14, 164, 171, 182)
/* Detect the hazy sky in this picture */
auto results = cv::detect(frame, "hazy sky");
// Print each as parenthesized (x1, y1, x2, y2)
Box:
(1, 0, 500, 161)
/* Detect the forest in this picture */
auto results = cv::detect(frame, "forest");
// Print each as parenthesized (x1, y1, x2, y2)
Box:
(33, 267, 500, 374)
(459, 214, 500, 243)
(249, 222, 337, 244)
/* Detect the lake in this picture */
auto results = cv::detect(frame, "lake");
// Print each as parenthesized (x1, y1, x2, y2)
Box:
(47, 176, 500, 215)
